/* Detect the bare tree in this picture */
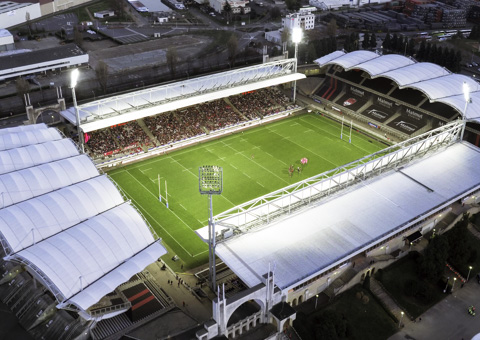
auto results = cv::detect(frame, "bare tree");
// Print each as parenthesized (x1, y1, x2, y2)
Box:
(96, 61, 109, 94)
(74, 27, 83, 49)
(227, 34, 238, 67)
(15, 77, 30, 105)
(166, 47, 178, 79)
(326, 18, 337, 37)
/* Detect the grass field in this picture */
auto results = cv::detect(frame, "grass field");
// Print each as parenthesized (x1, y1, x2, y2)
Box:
(107, 113, 386, 270)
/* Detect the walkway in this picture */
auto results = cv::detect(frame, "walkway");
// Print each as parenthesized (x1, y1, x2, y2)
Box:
(370, 278, 411, 327)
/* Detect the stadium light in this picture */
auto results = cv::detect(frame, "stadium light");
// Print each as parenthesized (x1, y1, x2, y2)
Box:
(461, 81, 470, 141)
(199, 165, 223, 292)
(70, 69, 84, 154)
(292, 27, 302, 104)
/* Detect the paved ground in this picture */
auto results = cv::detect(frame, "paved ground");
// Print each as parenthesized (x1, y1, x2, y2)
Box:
(389, 280, 480, 340)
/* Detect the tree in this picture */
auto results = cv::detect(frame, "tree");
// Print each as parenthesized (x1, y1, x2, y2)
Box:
(166, 47, 178, 79)
(406, 38, 416, 56)
(383, 32, 392, 51)
(95, 60, 109, 94)
(370, 32, 377, 49)
(270, 6, 281, 20)
(15, 77, 30, 105)
(74, 27, 83, 49)
(362, 33, 370, 50)
(391, 33, 398, 52)
(281, 28, 290, 45)
(223, 1, 232, 24)
(454, 50, 462, 72)
(285, 0, 300, 11)
(227, 34, 238, 67)
(326, 18, 337, 37)
(109, 0, 125, 20)
(417, 40, 426, 60)
(417, 235, 449, 282)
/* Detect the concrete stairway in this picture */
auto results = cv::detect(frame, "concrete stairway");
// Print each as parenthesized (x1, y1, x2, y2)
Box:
(137, 119, 159, 146)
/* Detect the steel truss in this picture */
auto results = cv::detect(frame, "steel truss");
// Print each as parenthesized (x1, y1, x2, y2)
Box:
(213, 120, 463, 241)
(77, 59, 297, 122)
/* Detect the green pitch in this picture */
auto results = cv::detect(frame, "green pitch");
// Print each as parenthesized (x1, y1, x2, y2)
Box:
(107, 113, 386, 269)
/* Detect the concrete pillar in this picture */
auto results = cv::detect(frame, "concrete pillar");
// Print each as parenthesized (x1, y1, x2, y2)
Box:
(26, 105, 35, 125)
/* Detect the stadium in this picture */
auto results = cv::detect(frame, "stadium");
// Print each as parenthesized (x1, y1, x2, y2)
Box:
(0, 51, 479, 339)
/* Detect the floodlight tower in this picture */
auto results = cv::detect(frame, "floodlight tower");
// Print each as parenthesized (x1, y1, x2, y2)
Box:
(292, 27, 303, 104)
(461, 81, 470, 141)
(199, 165, 223, 291)
(70, 69, 84, 153)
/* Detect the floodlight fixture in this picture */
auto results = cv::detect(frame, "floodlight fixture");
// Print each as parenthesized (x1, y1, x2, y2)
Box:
(463, 81, 470, 103)
(70, 69, 84, 153)
(70, 68, 79, 88)
(461, 81, 470, 140)
(199, 165, 223, 292)
(199, 165, 223, 195)
(292, 27, 303, 44)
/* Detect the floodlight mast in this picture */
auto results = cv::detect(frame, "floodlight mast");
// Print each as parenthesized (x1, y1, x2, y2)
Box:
(461, 81, 470, 141)
(70, 69, 84, 154)
(199, 165, 223, 292)
(292, 27, 303, 104)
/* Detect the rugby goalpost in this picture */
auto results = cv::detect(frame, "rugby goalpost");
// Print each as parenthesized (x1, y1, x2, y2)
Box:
(158, 174, 169, 209)
(340, 117, 353, 143)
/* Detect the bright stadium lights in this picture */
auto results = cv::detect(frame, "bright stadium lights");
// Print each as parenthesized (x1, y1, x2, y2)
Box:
(199, 165, 223, 292)
(292, 27, 303, 104)
(461, 81, 470, 141)
(70, 68, 79, 88)
(70, 69, 84, 153)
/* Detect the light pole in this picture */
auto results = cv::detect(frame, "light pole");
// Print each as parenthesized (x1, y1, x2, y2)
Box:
(452, 277, 457, 292)
(292, 27, 302, 104)
(315, 294, 319, 309)
(70, 69, 84, 153)
(461, 81, 470, 141)
(467, 266, 473, 282)
(199, 166, 223, 292)
(443, 277, 449, 293)
(399, 311, 404, 328)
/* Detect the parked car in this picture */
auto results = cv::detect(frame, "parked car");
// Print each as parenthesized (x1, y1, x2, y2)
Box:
(473, 62, 479, 67)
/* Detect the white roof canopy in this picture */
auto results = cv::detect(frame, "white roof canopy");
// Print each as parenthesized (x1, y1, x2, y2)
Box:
(314, 51, 480, 123)
(60, 59, 305, 132)
(0, 125, 166, 313)
(215, 142, 480, 290)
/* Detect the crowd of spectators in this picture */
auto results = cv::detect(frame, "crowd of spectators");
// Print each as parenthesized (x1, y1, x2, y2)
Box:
(196, 101, 243, 131)
(85, 88, 296, 159)
(86, 129, 118, 156)
(229, 88, 294, 119)
(110, 122, 151, 150)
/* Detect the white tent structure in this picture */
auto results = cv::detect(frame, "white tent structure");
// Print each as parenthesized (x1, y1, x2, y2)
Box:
(0, 124, 166, 319)
(314, 51, 480, 123)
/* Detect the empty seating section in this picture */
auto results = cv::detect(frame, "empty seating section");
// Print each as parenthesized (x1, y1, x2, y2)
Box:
(420, 101, 458, 119)
(361, 78, 394, 94)
(390, 88, 425, 106)
(336, 69, 364, 84)
(86, 88, 296, 159)
(316, 77, 342, 101)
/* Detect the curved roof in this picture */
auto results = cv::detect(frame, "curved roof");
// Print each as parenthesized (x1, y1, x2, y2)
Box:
(314, 51, 480, 122)
(323, 50, 379, 70)
(67, 242, 165, 311)
(0, 125, 166, 314)
(380, 62, 450, 86)
(406, 74, 479, 100)
(15, 203, 162, 310)
(0, 175, 124, 254)
(0, 127, 61, 151)
(0, 123, 48, 135)
(355, 54, 415, 76)
(0, 154, 98, 209)
(0, 139, 78, 175)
